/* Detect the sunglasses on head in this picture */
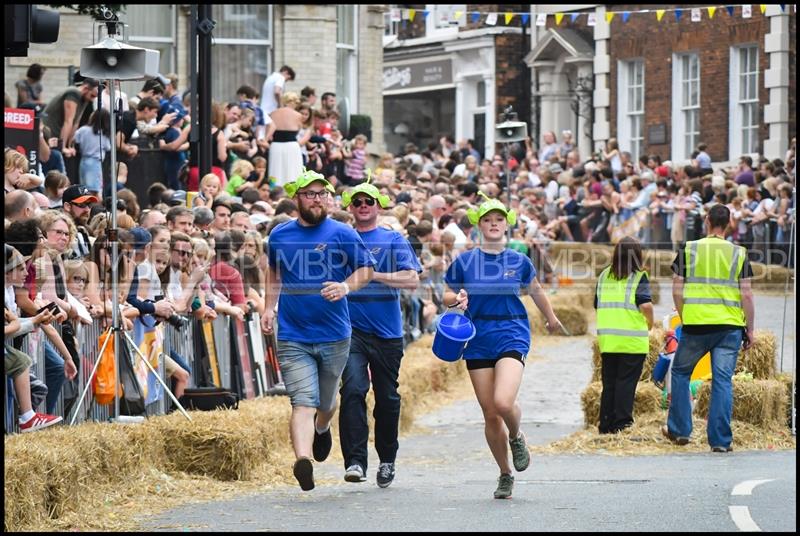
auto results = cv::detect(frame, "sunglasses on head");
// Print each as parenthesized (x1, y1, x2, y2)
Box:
(351, 197, 376, 208)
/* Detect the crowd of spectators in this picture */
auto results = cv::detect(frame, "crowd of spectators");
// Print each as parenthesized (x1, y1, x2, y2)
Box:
(4, 64, 796, 430)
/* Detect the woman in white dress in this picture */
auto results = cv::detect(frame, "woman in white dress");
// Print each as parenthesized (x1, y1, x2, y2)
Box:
(266, 92, 304, 187)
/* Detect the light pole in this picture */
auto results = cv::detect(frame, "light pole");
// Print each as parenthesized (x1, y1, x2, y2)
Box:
(495, 106, 528, 239)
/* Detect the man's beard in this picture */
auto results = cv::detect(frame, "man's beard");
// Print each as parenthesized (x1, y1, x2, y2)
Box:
(298, 203, 327, 225)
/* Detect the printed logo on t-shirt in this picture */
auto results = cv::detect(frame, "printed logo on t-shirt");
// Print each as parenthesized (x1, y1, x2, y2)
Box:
(370, 247, 382, 255)
(504, 269, 517, 279)
(314, 243, 328, 252)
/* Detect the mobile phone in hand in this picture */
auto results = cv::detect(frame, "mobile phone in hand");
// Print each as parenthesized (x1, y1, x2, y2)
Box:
(36, 302, 59, 316)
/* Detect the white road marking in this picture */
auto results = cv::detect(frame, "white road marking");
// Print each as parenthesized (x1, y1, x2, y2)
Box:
(729, 505, 762, 532)
(731, 479, 775, 496)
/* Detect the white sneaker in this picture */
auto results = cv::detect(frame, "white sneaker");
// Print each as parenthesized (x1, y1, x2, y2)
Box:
(344, 464, 366, 483)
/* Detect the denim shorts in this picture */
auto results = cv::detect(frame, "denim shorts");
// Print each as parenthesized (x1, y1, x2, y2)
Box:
(277, 338, 351, 410)
(79, 157, 102, 193)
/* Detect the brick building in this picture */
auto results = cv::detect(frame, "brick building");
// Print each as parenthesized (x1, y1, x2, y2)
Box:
(5, 5, 386, 151)
(526, 4, 795, 165)
(382, 4, 530, 158)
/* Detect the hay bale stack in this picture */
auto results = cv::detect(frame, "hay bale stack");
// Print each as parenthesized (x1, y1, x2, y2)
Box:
(3, 422, 166, 530)
(750, 262, 793, 291)
(643, 250, 677, 278)
(774, 373, 796, 429)
(649, 278, 661, 305)
(580, 381, 664, 427)
(694, 378, 788, 427)
(737, 331, 776, 379)
(590, 328, 665, 382)
(529, 302, 589, 336)
(547, 242, 613, 277)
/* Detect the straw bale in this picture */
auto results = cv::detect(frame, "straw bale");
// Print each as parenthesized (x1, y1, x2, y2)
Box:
(530, 412, 795, 455)
(694, 378, 788, 427)
(750, 262, 793, 291)
(643, 250, 677, 278)
(774, 373, 796, 429)
(590, 328, 665, 383)
(529, 302, 589, 336)
(580, 381, 664, 427)
(737, 330, 776, 379)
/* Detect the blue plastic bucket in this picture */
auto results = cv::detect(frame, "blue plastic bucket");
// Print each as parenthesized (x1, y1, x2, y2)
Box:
(652, 353, 673, 383)
(432, 311, 476, 362)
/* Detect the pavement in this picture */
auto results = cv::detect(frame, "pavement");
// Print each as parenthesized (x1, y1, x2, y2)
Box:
(141, 293, 796, 532)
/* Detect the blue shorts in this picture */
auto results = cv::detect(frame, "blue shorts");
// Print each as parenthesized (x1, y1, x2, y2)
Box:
(276, 338, 351, 410)
(79, 157, 102, 193)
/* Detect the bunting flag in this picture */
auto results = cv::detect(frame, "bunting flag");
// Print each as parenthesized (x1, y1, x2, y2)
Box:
(707, 6, 717, 18)
(454, 10, 463, 21)
(606, 11, 615, 23)
(408, 9, 416, 22)
(742, 5, 752, 17)
(656, 9, 666, 21)
(390, 8, 401, 22)
(486, 12, 497, 26)
(726, 5, 735, 16)
(505, 13, 514, 25)
(691, 8, 701, 21)
(675, 9, 683, 21)
(521, 13, 530, 25)
(555, 12, 564, 25)
(587, 13, 596, 26)
(570, 13, 580, 23)
(422, 10, 429, 19)
(470, 12, 480, 24)
(780, 4, 785, 12)
(759, 4, 767, 14)
(536, 13, 547, 26)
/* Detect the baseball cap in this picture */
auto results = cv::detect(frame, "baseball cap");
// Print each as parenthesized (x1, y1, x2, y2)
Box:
(250, 213, 270, 227)
(62, 185, 99, 205)
(169, 190, 187, 206)
(466, 192, 517, 226)
(130, 227, 152, 250)
(284, 168, 335, 199)
(395, 191, 413, 204)
(655, 165, 670, 177)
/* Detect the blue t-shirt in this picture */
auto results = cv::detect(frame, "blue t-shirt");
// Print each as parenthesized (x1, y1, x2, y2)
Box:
(348, 227, 421, 340)
(267, 218, 376, 343)
(444, 248, 535, 359)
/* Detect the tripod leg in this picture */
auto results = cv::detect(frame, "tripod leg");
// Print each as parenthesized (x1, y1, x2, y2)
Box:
(69, 326, 114, 426)
(121, 331, 192, 421)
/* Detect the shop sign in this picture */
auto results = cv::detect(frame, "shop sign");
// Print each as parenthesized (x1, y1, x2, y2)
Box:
(383, 59, 453, 92)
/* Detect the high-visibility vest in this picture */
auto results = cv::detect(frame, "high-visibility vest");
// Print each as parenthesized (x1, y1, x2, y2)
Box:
(596, 267, 650, 354)
(682, 237, 746, 326)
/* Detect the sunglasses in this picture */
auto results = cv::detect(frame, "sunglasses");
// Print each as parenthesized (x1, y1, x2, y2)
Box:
(351, 198, 376, 208)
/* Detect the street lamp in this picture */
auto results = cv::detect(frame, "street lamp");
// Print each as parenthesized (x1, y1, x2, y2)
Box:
(495, 106, 528, 238)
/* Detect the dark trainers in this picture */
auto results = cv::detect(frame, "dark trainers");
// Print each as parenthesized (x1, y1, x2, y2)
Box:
(376, 463, 395, 488)
(344, 464, 366, 483)
(661, 425, 690, 445)
(494, 473, 514, 499)
(312, 424, 332, 462)
(509, 431, 530, 472)
(293, 457, 315, 491)
(711, 445, 733, 453)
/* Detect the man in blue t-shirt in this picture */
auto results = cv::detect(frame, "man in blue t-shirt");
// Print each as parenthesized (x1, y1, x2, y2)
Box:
(262, 169, 375, 491)
(338, 180, 421, 488)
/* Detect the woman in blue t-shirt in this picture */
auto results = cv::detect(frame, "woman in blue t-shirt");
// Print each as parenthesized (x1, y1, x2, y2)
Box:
(444, 195, 563, 500)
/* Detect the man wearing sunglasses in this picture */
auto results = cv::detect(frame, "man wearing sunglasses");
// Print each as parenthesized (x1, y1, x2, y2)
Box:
(62, 184, 98, 260)
(262, 169, 375, 492)
(338, 177, 421, 489)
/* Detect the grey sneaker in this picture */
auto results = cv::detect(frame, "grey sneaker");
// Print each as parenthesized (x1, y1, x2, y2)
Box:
(509, 431, 530, 472)
(376, 462, 395, 488)
(494, 473, 514, 499)
(344, 464, 366, 483)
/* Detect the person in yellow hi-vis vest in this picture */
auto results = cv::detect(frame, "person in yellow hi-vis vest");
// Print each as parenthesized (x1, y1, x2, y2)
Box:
(595, 236, 653, 434)
(664, 204, 755, 452)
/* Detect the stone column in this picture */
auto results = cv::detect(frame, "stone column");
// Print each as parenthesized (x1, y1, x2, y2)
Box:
(455, 76, 465, 146)
(593, 6, 611, 155)
(483, 73, 496, 158)
(763, 5, 790, 160)
(535, 61, 556, 150)
(576, 62, 594, 161)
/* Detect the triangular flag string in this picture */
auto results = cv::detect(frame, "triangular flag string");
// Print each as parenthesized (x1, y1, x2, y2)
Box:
(505, 13, 514, 25)
(408, 9, 416, 22)
(555, 13, 564, 25)
(622, 11, 631, 22)
(521, 13, 530, 25)
(570, 13, 580, 23)
(726, 5, 736, 16)
(675, 8, 683, 21)
(759, 4, 767, 14)
(606, 12, 615, 23)
(708, 6, 717, 18)
(656, 9, 666, 21)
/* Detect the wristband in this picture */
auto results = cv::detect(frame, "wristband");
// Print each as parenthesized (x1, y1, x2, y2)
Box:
(190, 297, 202, 312)
(342, 282, 350, 296)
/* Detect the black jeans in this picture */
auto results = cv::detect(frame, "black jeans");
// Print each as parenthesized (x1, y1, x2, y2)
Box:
(339, 328, 404, 471)
(599, 353, 645, 434)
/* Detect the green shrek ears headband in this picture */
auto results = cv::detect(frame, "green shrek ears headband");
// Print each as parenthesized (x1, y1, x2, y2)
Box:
(284, 168, 335, 199)
(341, 169, 391, 209)
(466, 191, 517, 226)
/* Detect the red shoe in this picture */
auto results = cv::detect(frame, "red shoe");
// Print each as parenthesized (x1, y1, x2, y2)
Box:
(19, 413, 63, 433)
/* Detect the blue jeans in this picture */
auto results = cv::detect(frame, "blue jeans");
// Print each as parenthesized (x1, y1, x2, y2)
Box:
(667, 328, 743, 448)
(44, 340, 66, 414)
(276, 338, 350, 410)
(339, 329, 404, 470)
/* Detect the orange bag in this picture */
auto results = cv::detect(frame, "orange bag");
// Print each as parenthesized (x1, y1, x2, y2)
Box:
(93, 330, 120, 405)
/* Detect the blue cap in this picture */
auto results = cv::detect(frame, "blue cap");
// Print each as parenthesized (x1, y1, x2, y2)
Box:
(130, 227, 152, 250)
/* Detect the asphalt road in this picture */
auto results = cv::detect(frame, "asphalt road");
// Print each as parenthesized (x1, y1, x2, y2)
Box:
(142, 293, 796, 532)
